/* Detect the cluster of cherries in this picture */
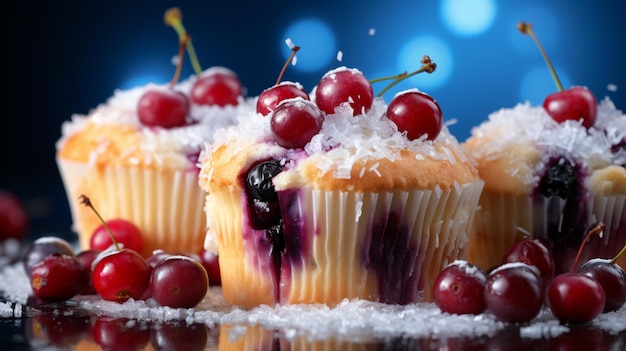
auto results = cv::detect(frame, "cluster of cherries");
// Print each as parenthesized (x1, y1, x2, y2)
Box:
(24, 195, 220, 309)
(258, 47, 444, 149)
(136, 7, 243, 129)
(433, 223, 626, 325)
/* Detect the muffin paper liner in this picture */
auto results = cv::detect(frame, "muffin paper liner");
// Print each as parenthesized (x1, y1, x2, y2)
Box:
(207, 179, 484, 307)
(57, 159, 206, 257)
(466, 192, 626, 271)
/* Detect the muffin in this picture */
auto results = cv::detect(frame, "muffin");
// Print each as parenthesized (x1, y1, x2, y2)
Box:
(463, 96, 626, 273)
(199, 71, 484, 307)
(56, 67, 253, 257)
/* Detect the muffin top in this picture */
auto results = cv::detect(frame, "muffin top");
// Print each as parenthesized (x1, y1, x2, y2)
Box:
(464, 97, 626, 195)
(56, 67, 254, 171)
(201, 94, 479, 193)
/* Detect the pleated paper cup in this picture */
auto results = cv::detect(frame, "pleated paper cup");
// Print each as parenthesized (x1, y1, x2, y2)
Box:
(205, 184, 278, 308)
(466, 192, 626, 273)
(57, 158, 206, 258)
(278, 180, 484, 305)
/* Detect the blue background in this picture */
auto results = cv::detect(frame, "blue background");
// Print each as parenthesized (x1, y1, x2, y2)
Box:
(3, 0, 625, 240)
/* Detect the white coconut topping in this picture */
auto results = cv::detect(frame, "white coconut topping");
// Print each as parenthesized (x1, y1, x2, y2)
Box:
(467, 97, 626, 185)
(207, 96, 467, 181)
(56, 69, 255, 168)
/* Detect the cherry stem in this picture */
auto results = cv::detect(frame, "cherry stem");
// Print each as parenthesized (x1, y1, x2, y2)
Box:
(610, 242, 626, 264)
(517, 21, 563, 92)
(169, 35, 187, 89)
(165, 7, 203, 76)
(572, 222, 605, 272)
(276, 46, 300, 86)
(78, 194, 120, 251)
(371, 55, 436, 97)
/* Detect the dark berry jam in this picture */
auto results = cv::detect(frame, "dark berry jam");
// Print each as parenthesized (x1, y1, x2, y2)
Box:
(532, 156, 590, 274)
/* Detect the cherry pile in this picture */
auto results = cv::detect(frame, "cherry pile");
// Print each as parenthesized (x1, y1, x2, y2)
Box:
(433, 224, 626, 325)
(23, 195, 220, 309)
(137, 7, 244, 129)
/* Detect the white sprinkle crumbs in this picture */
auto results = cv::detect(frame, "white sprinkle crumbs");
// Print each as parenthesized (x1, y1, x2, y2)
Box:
(291, 55, 298, 66)
(607, 83, 618, 92)
(285, 37, 295, 49)
(368, 28, 376, 35)
(337, 50, 343, 62)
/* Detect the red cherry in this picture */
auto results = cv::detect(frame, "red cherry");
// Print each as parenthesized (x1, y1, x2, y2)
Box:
(501, 237, 555, 285)
(256, 82, 310, 116)
(578, 258, 626, 313)
(92, 248, 151, 303)
(433, 260, 487, 315)
(0, 190, 28, 241)
(30, 253, 89, 301)
(190, 68, 242, 107)
(314, 67, 374, 116)
(22, 236, 75, 274)
(386, 90, 443, 141)
(76, 249, 102, 295)
(137, 89, 189, 128)
(90, 219, 143, 254)
(199, 249, 221, 286)
(483, 263, 543, 323)
(547, 272, 605, 324)
(149, 255, 208, 308)
(270, 97, 324, 149)
(543, 86, 597, 128)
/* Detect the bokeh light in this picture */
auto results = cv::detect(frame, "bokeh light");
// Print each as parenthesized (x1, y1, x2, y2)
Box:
(281, 19, 336, 72)
(519, 65, 572, 105)
(440, 0, 497, 36)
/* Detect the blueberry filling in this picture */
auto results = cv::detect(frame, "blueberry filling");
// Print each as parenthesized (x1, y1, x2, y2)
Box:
(532, 157, 589, 274)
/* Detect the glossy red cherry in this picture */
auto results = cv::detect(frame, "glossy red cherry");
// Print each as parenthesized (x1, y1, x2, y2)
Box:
(0, 190, 28, 241)
(270, 97, 324, 149)
(483, 263, 543, 323)
(315, 67, 374, 116)
(578, 258, 626, 313)
(92, 248, 151, 303)
(386, 90, 443, 141)
(22, 236, 75, 274)
(547, 272, 605, 324)
(433, 260, 487, 315)
(76, 249, 102, 295)
(149, 255, 208, 308)
(501, 237, 555, 285)
(30, 253, 89, 301)
(199, 248, 221, 286)
(90, 219, 143, 254)
(190, 68, 242, 107)
(257, 82, 310, 116)
(137, 89, 189, 128)
(543, 86, 597, 128)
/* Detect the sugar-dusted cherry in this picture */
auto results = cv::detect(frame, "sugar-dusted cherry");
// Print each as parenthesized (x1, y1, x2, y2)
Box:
(76, 249, 101, 295)
(386, 89, 443, 141)
(0, 189, 28, 241)
(137, 89, 190, 128)
(483, 262, 543, 323)
(502, 237, 555, 285)
(315, 67, 373, 116)
(518, 21, 597, 128)
(433, 260, 487, 315)
(30, 253, 89, 301)
(149, 255, 209, 308)
(577, 241, 626, 313)
(22, 236, 75, 274)
(191, 68, 242, 107)
(270, 97, 324, 149)
(90, 218, 143, 254)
